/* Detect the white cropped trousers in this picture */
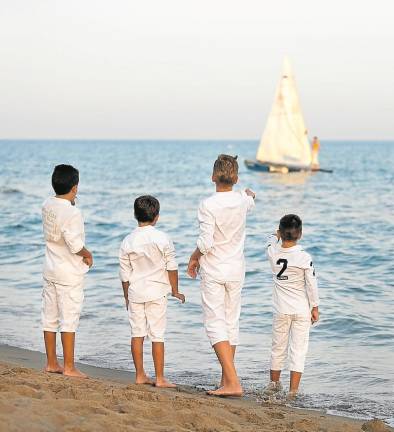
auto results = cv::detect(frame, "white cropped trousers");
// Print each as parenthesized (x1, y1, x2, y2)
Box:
(270, 313, 311, 373)
(201, 277, 243, 346)
(42, 278, 84, 333)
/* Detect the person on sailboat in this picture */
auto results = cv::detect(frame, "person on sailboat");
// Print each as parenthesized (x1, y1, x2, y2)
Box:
(311, 136, 320, 169)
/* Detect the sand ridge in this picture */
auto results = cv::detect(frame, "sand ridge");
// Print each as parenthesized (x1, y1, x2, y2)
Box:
(1, 361, 387, 432)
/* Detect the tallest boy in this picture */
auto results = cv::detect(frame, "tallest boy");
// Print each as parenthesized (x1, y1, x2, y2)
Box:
(188, 154, 255, 396)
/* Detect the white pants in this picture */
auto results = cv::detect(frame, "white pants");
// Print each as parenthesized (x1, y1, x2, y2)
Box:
(128, 296, 167, 342)
(270, 313, 311, 373)
(201, 278, 243, 346)
(42, 279, 84, 333)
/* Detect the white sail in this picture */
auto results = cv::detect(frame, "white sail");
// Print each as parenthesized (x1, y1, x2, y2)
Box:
(256, 58, 312, 168)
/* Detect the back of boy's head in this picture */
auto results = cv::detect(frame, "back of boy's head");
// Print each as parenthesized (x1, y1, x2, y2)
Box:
(134, 195, 160, 223)
(213, 154, 238, 185)
(279, 214, 302, 241)
(52, 164, 79, 195)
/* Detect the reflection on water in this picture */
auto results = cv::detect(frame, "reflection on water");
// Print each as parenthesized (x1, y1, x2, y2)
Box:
(256, 171, 313, 185)
(0, 140, 393, 426)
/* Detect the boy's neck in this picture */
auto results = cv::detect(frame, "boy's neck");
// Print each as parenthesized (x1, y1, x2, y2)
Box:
(215, 183, 233, 192)
(55, 193, 75, 204)
(281, 240, 298, 248)
(138, 222, 155, 227)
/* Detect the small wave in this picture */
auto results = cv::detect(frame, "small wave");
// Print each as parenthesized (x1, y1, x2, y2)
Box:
(0, 187, 23, 195)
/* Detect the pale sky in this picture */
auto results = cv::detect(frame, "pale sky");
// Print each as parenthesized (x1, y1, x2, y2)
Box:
(1, 0, 393, 140)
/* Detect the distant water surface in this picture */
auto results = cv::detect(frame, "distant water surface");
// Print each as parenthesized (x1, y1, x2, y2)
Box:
(0, 140, 393, 425)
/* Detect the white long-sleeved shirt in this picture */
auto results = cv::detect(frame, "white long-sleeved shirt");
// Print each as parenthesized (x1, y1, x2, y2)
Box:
(265, 234, 319, 315)
(197, 190, 255, 281)
(42, 197, 89, 285)
(119, 225, 178, 303)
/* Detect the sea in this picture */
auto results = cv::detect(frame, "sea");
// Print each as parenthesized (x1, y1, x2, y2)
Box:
(0, 140, 393, 425)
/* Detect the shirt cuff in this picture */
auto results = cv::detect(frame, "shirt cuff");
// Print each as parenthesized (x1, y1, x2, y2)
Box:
(197, 239, 212, 255)
(119, 270, 130, 282)
(166, 261, 178, 271)
(69, 240, 84, 254)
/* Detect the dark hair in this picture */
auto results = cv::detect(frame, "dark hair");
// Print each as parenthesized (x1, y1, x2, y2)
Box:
(213, 154, 238, 185)
(52, 164, 79, 195)
(134, 195, 160, 223)
(279, 214, 302, 241)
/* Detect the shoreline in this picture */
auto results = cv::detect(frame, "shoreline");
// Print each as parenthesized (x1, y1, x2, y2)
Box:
(1, 344, 391, 432)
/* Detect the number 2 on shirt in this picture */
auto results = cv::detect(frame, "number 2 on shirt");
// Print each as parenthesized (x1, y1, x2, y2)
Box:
(276, 258, 288, 280)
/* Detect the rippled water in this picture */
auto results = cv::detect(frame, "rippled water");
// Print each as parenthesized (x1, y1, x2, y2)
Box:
(0, 140, 393, 425)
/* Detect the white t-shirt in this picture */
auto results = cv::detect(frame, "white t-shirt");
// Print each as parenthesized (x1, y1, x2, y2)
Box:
(119, 225, 178, 303)
(42, 197, 88, 285)
(197, 190, 255, 282)
(266, 234, 319, 315)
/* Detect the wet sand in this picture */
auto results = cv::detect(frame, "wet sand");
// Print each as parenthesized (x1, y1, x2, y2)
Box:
(0, 345, 391, 432)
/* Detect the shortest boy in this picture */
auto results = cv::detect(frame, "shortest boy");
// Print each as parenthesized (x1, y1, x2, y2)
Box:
(265, 214, 319, 398)
(119, 195, 185, 387)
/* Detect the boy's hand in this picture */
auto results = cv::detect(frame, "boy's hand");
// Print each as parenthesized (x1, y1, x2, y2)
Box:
(187, 257, 200, 278)
(83, 253, 93, 268)
(172, 292, 185, 303)
(311, 307, 319, 324)
(245, 188, 256, 199)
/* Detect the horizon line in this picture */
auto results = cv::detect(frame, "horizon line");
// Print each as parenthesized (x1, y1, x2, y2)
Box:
(1, 138, 394, 142)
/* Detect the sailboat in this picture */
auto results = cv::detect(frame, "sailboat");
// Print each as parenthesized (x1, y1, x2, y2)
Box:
(245, 58, 329, 173)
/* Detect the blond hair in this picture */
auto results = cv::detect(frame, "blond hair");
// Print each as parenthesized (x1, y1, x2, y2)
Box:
(212, 154, 238, 185)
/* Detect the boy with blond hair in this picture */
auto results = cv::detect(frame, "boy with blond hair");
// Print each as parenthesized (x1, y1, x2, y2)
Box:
(119, 195, 185, 387)
(188, 154, 255, 397)
(42, 164, 93, 378)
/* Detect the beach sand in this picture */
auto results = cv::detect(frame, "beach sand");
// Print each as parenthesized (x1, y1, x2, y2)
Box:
(0, 345, 391, 432)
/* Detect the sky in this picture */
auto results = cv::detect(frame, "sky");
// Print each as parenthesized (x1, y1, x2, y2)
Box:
(0, 0, 393, 140)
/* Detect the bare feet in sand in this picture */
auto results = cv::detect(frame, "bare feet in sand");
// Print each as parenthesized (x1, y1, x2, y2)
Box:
(44, 363, 64, 374)
(155, 378, 177, 388)
(135, 374, 155, 385)
(207, 385, 243, 397)
(63, 368, 88, 379)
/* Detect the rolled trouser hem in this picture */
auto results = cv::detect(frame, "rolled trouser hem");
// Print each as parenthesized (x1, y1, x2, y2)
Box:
(270, 360, 285, 371)
(60, 329, 77, 333)
(289, 365, 305, 373)
(208, 335, 239, 346)
(150, 338, 165, 343)
(131, 333, 148, 338)
(210, 337, 230, 346)
(43, 327, 58, 332)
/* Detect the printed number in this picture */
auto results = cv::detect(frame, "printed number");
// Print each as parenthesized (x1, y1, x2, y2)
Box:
(310, 261, 316, 276)
(276, 259, 288, 280)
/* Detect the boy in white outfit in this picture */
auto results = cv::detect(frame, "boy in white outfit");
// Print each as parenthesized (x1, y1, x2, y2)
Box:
(265, 214, 319, 397)
(42, 164, 93, 378)
(187, 154, 255, 397)
(119, 195, 185, 387)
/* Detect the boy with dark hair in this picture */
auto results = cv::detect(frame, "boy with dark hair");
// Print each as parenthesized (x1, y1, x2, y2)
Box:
(119, 195, 185, 387)
(42, 164, 93, 378)
(264, 214, 319, 398)
(187, 154, 255, 397)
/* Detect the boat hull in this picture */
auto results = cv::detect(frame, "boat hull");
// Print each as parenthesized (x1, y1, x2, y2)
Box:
(244, 159, 310, 173)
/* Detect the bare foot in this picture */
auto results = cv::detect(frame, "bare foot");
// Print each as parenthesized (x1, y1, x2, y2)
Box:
(155, 378, 177, 388)
(287, 390, 298, 400)
(135, 374, 155, 385)
(44, 363, 64, 374)
(207, 385, 243, 397)
(63, 367, 88, 379)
